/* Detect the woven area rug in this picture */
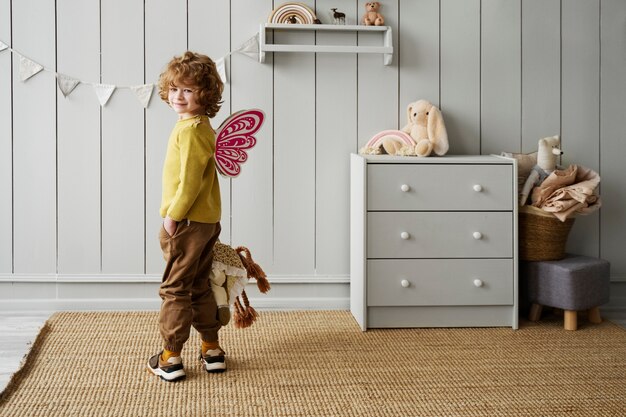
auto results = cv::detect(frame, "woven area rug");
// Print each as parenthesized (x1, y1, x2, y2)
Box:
(1, 311, 624, 417)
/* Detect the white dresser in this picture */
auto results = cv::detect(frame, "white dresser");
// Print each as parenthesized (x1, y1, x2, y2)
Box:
(350, 154, 518, 330)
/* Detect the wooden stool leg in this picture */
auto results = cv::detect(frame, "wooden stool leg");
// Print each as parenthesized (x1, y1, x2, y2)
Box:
(529, 304, 543, 321)
(564, 310, 578, 331)
(588, 307, 602, 324)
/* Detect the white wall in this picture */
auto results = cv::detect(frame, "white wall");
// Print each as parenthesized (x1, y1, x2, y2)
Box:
(0, 0, 625, 311)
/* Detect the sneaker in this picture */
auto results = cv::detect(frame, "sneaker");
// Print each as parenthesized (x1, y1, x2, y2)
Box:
(147, 352, 186, 382)
(200, 347, 226, 373)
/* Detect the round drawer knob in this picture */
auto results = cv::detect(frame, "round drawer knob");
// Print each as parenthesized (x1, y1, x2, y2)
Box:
(473, 184, 483, 192)
(473, 231, 483, 240)
(400, 231, 410, 240)
(473, 279, 484, 287)
(400, 184, 410, 192)
(401, 279, 410, 288)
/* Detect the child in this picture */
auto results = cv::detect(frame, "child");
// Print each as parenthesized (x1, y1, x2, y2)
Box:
(147, 51, 225, 382)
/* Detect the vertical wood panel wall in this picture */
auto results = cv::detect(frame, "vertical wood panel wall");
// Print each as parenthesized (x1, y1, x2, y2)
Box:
(1, 0, 625, 284)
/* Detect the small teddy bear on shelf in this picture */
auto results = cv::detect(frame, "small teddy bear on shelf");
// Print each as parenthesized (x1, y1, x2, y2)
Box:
(361, 2, 385, 26)
(519, 135, 562, 206)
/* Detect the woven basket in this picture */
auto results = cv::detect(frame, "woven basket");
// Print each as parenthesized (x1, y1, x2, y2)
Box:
(518, 205, 575, 261)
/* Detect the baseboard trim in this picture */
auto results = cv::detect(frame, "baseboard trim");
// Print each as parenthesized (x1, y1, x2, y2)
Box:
(0, 296, 350, 312)
(0, 275, 350, 312)
(0, 273, 349, 284)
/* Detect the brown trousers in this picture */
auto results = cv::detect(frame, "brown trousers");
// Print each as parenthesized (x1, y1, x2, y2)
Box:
(158, 221, 221, 353)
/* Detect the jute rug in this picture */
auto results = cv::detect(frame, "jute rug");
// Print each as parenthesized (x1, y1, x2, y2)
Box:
(0, 311, 624, 417)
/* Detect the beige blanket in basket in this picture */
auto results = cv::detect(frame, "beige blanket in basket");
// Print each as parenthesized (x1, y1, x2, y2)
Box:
(531, 164, 601, 221)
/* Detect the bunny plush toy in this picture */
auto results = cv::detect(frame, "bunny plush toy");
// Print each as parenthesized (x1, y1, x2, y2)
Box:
(400, 99, 449, 157)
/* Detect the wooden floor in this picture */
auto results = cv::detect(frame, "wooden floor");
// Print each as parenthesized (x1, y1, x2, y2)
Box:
(0, 312, 50, 393)
(0, 310, 624, 394)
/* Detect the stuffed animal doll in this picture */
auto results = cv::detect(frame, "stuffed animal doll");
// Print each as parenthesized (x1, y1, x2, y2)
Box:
(361, 2, 385, 26)
(209, 243, 271, 328)
(401, 100, 449, 157)
(519, 135, 562, 206)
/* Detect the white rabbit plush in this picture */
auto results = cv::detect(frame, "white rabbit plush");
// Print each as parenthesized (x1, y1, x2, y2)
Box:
(400, 100, 449, 157)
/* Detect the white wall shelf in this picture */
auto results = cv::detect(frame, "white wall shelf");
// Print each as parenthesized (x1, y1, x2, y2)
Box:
(259, 23, 393, 65)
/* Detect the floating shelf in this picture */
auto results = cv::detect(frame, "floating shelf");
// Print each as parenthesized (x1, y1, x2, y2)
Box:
(259, 23, 393, 65)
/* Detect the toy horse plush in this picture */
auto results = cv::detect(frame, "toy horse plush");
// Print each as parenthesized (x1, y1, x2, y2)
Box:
(210, 243, 270, 328)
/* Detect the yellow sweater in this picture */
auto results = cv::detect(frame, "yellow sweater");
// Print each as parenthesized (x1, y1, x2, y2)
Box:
(160, 115, 221, 223)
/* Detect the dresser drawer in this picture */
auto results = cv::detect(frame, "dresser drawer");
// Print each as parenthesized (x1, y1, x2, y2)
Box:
(367, 259, 513, 306)
(367, 212, 513, 258)
(367, 164, 513, 211)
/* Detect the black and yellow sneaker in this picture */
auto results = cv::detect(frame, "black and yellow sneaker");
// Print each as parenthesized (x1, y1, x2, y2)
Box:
(147, 352, 186, 382)
(200, 347, 226, 373)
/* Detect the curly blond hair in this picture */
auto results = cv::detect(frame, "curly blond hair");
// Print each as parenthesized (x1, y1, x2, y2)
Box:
(158, 51, 224, 118)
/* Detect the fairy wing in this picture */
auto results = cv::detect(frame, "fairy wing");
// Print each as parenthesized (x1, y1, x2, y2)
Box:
(215, 109, 265, 177)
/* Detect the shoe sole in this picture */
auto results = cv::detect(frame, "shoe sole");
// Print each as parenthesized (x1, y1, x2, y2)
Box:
(147, 362, 186, 382)
(201, 357, 226, 373)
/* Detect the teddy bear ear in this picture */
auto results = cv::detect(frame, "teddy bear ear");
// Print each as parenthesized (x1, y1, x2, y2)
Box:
(406, 103, 414, 122)
(427, 105, 449, 156)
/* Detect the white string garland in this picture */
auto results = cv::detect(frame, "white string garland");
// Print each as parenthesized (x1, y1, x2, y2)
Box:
(0, 33, 259, 108)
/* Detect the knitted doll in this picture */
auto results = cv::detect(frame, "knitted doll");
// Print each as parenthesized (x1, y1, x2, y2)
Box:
(209, 243, 270, 328)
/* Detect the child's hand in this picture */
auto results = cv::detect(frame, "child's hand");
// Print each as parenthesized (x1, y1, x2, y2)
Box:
(163, 217, 178, 237)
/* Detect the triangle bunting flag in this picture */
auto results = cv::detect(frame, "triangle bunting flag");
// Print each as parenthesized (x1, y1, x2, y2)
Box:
(0, 40, 8, 52)
(130, 84, 154, 108)
(235, 34, 259, 60)
(215, 57, 227, 84)
(19, 56, 44, 81)
(57, 74, 80, 97)
(93, 83, 116, 106)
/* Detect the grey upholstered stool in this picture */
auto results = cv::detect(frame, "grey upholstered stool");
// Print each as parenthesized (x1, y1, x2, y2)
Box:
(521, 254, 610, 330)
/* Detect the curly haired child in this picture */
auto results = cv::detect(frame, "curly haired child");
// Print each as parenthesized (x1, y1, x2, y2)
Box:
(147, 51, 226, 382)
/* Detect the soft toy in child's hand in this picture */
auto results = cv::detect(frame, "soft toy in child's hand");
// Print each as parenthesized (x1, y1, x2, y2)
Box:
(519, 135, 562, 206)
(209, 243, 270, 328)
(402, 100, 449, 157)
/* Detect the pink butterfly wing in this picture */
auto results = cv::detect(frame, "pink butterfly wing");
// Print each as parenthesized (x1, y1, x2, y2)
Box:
(215, 109, 265, 177)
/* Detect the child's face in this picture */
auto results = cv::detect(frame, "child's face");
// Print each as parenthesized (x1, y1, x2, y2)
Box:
(168, 81, 204, 119)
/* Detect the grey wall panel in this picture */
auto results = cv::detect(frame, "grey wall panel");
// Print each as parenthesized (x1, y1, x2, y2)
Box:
(144, 0, 188, 274)
(521, 0, 561, 153)
(562, 0, 600, 257)
(56, 0, 101, 274)
(0, 0, 12, 273)
(12, 0, 57, 273)
(101, 0, 145, 274)
(1, 0, 623, 288)
(600, 0, 626, 278)
(358, 0, 399, 148)
(481, 0, 521, 155)
(273, 5, 317, 274)
(188, 0, 232, 244)
(315, 0, 357, 276)
(230, 0, 274, 270)
(440, 0, 480, 155)
(399, 0, 440, 110)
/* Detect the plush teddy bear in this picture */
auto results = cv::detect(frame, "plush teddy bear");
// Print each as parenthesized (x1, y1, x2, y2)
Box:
(401, 100, 449, 157)
(361, 2, 385, 26)
(519, 135, 562, 206)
